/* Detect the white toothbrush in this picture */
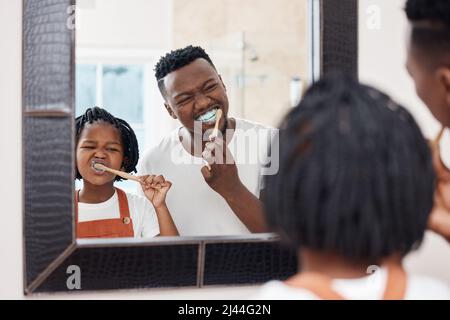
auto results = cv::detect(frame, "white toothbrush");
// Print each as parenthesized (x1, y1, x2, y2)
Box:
(92, 162, 141, 182)
(204, 109, 223, 171)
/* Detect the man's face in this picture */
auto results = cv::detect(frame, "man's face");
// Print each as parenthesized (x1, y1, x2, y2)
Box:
(406, 35, 450, 127)
(162, 58, 229, 135)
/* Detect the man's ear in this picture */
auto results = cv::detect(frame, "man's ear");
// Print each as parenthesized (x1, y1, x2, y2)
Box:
(438, 67, 450, 106)
(165, 103, 177, 119)
(218, 74, 227, 92)
(437, 67, 450, 126)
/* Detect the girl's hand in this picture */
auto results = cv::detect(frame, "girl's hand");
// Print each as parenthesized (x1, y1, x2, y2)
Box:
(428, 128, 450, 242)
(139, 174, 172, 209)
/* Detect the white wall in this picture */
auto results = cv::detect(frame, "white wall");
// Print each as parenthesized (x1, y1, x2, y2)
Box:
(359, 0, 450, 284)
(0, 0, 24, 300)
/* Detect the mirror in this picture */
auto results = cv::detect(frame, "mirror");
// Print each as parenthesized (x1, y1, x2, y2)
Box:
(74, 0, 310, 238)
(23, 0, 358, 293)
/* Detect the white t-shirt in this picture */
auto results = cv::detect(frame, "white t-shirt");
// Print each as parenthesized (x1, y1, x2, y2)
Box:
(253, 268, 450, 300)
(77, 190, 160, 238)
(137, 118, 277, 236)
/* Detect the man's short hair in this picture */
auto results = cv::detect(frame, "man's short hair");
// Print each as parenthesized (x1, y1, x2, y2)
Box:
(405, 0, 450, 67)
(154, 45, 216, 97)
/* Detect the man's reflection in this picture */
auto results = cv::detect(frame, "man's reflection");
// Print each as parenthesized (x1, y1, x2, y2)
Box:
(137, 46, 276, 236)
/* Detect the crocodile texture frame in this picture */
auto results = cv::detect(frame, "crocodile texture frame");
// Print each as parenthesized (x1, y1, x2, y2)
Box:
(23, 0, 357, 294)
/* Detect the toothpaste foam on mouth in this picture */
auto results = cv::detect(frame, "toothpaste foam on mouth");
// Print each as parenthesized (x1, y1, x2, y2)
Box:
(92, 161, 106, 173)
(196, 108, 218, 122)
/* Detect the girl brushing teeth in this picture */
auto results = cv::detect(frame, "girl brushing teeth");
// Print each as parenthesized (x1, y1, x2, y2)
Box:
(75, 107, 178, 238)
(196, 106, 220, 124)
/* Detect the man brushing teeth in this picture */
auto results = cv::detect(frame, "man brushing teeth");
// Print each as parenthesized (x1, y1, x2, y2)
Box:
(137, 45, 274, 236)
(196, 106, 219, 124)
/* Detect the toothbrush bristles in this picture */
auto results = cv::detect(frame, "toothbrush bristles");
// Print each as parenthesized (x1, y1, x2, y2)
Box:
(92, 161, 105, 172)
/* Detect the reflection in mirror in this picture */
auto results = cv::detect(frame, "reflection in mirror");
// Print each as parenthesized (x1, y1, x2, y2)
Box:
(75, 0, 310, 238)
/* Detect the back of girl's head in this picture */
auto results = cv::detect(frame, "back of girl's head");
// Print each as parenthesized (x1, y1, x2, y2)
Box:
(264, 73, 435, 263)
(75, 107, 139, 181)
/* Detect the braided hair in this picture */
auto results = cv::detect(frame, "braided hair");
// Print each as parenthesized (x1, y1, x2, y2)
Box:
(264, 73, 435, 263)
(75, 106, 139, 181)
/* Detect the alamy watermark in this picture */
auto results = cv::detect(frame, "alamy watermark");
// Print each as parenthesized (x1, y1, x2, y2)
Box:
(365, 4, 382, 30)
(66, 265, 81, 290)
(66, 1, 97, 30)
(366, 264, 382, 286)
(171, 121, 280, 176)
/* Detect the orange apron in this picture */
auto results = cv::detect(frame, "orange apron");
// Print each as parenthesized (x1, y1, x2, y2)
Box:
(284, 262, 407, 300)
(75, 188, 135, 239)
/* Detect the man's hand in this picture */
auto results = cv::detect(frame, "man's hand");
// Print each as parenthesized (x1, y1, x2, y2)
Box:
(200, 136, 243, 198)
(199, 135, 268, 233)
(428, 128, 450, 242)
(139, 174, 172, 209)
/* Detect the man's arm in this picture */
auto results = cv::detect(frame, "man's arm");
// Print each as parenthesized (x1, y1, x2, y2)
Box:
(200, 142, 269, 232)
(221, 182, 269, 233)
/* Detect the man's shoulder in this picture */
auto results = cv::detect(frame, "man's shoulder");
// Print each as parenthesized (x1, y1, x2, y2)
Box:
(235, 118, 276, 131)
(140, 128, 179, 162)
(233, 118, 278, 150)
(234, 118, 278, 141)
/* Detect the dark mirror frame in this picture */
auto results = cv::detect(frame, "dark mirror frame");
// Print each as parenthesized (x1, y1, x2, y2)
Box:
(23, 0, 358, 294)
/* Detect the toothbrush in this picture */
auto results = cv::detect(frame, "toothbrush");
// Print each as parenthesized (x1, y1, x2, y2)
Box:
(204, 109, 223, 171)
(209, 108, 223, 142)
(92, 162, 164, 190)
(92, 162, 141, 182)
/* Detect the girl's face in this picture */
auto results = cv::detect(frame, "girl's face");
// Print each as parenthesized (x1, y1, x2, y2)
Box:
(76, 121, 125, 185)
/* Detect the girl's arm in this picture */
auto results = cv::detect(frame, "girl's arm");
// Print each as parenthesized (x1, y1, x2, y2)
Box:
(139, 175, 179, 236)
(153, 201, 179, 236)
